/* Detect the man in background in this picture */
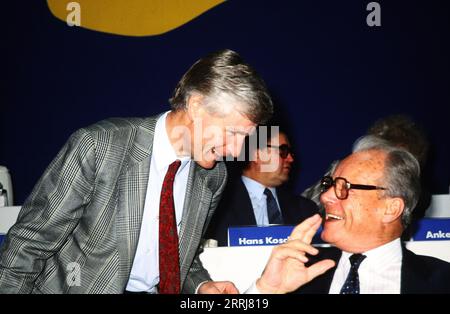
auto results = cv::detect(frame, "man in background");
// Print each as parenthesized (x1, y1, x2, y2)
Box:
(206, 126, 318, 246)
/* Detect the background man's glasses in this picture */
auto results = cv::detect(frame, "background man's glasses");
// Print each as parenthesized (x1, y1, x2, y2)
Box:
(320, 175, 387, 200)
(266, 144, 294, 159)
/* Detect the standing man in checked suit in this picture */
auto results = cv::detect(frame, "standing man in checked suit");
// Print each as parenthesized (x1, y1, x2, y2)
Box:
(0, 49, 274, 293)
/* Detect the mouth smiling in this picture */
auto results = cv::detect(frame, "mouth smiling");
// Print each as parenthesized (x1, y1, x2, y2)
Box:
(325, 213, 344, 221)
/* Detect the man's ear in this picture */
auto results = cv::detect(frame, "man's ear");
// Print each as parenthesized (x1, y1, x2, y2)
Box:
(382, 197, 405, 224)
(186, 93, 205, 120)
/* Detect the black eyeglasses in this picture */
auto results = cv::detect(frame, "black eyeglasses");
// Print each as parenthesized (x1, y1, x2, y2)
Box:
(266, 144, 294, 159)
(320, 176, 387, 200)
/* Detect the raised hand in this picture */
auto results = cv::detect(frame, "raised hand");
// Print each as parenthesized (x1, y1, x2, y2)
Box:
(256, 214, 335, 293)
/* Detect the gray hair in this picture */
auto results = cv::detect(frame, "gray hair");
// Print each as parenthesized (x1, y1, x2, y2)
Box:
(169, 49, 273, 125)
(352, 135, 421, 227)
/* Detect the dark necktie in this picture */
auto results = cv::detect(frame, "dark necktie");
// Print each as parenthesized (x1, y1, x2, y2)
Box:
(264, 188, 283, 224)
(159, 159, 181, 294)
(340, 253, 367, 294)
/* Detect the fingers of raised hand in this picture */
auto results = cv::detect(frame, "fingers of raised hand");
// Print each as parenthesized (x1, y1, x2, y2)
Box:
(273, 240, 319, 263)
(289, 214, 322, 242)
(306, 259, 336, 281)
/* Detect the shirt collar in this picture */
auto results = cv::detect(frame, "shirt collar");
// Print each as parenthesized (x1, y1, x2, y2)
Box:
(153, 111, 191, 173)
(241, 175, 277, 200)
(341, 238, 402, 267)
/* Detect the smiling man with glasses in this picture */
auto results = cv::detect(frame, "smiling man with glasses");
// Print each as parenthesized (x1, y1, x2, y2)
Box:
(252, 135, 450, 294)
(303, 136, 450, 293)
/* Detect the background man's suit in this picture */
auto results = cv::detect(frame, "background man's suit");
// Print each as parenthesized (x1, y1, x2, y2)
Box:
(295, 246, 450, 294)
(0, 115, 227, 293)
(206, 177, 318, 246)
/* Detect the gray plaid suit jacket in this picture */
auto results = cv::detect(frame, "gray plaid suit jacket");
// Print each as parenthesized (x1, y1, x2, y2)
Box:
(0, 115, 227, 293)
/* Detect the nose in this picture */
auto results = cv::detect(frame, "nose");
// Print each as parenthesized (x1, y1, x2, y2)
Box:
(285, 152, 294, 163)
(320, 184, 338, 206)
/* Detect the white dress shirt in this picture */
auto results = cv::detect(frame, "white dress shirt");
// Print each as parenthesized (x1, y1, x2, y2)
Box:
(241, 176, 281, 226)
(329, 238, 402, 294)
(126, 111, 191, 293)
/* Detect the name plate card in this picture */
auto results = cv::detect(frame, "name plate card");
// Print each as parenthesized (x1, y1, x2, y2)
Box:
(228, 225, 323, 246)
(412, 218, 450, 241)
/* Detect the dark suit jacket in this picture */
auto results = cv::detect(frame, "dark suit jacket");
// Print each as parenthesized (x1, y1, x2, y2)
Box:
(0, 115, 227, 293)
(295, 245, 450, 294)
(205, 176, 319, 246)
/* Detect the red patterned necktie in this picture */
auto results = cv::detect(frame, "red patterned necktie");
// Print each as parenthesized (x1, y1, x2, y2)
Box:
(159, 159, 182, 294)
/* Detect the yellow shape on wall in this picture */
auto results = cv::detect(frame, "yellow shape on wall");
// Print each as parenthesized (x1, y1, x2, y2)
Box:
(47, 0, 225, 36)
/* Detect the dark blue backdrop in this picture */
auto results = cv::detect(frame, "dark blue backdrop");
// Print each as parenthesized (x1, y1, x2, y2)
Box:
(2, 0, 449, 204)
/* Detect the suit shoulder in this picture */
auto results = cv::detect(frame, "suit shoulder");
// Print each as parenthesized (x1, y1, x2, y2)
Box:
(64, 116, 156, 166)
(407, 249, 450, 271)
(74, 116, 156, 147)
(403, 248, 450, 292)
(83, 117, 147, 134)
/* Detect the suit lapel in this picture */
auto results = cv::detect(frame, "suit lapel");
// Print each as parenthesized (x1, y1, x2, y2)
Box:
(115, 116, 157, 287)
(178, 163, 213, 286)
(400, 246, 427, 293)
(235, 178, 257, 225)
(277, 188, 290, 222)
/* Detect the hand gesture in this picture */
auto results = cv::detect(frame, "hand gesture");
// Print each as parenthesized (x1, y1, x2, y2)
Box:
(256, 214, 335, 293)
